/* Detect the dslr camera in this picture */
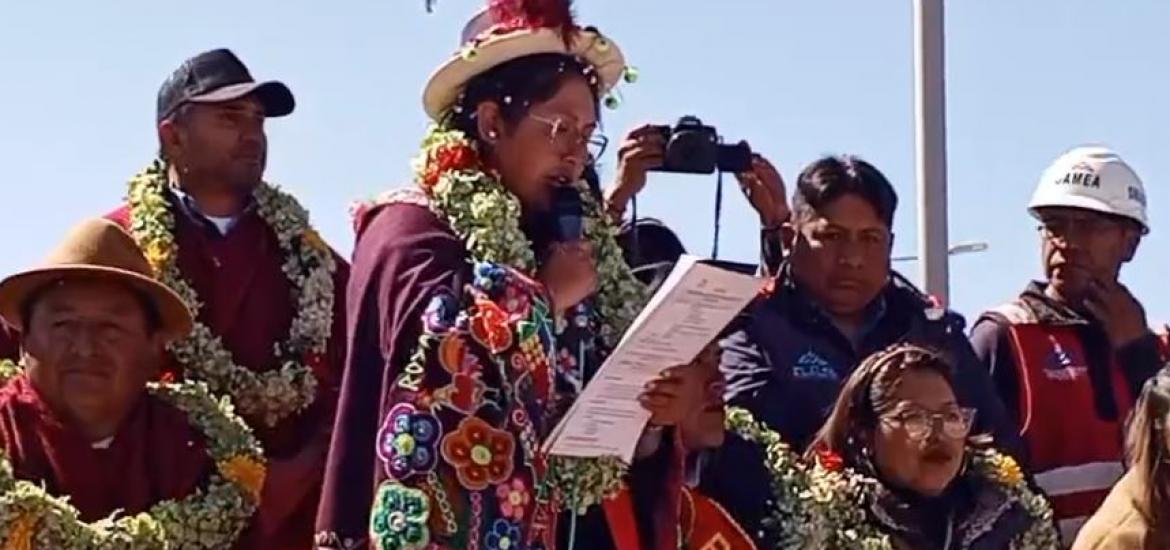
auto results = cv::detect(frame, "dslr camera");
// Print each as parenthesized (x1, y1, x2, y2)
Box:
(649, 116, 752, 175)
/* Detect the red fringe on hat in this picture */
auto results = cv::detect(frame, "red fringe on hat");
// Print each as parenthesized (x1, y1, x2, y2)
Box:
(489, 0, 577, 44)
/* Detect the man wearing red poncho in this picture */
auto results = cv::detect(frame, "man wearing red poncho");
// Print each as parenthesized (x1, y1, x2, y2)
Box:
(105, 48, 349, 549)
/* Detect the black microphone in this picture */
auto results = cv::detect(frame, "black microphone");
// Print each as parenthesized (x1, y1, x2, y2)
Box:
(549, 184, 584, 243)
(549, 185, 596, 318)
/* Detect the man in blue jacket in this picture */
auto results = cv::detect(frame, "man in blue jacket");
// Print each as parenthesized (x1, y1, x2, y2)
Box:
(702, 155, 1021, 546)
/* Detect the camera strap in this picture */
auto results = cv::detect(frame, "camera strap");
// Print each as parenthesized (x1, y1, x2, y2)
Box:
(711, 169, 724, 259)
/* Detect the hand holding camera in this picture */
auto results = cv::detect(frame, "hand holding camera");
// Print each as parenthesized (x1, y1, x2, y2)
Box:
(608, 124, 668, 214)
(736, 155, 790, 228)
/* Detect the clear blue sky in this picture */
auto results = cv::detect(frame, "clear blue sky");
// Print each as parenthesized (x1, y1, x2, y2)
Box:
(1, 0, 1167, 326)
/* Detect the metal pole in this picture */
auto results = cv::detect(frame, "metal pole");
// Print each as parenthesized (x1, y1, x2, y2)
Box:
(914, 0, 950, 303)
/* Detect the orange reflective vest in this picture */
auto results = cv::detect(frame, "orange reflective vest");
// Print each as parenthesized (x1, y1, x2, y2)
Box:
(605, 485, 756, 550)
(992, 302, 1131, 545)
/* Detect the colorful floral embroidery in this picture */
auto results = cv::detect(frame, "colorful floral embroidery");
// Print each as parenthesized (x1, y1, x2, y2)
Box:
(438, 334, 481, 375)
(472, 263, 510, 295)
(433, 372, 488, 414)
(484, 519, 522, 550)
(440, 417, 516, 491)
(470, 298, 513, 354)
(378, 404, 442, 480)
(509, 337, 552, 401)
(500, 283, 532, 319)
(423, 291, 460, 334)
(370, 483, 431, 550)
(495, 478, 531, 521)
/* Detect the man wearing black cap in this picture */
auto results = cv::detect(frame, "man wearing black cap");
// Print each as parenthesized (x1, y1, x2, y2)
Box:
(105, 48, 348, 550)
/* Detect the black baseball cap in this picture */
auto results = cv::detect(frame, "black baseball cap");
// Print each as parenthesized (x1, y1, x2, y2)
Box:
(156, 48, 295, 123)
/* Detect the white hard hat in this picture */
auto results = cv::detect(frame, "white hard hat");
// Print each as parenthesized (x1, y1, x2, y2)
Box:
(1028, 146, 1148, 230)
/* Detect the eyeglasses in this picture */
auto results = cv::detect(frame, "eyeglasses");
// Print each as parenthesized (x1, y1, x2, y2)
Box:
(1037, 217, 1121, 241)
(881, 406, 976, 441)
(527, 114, 608, 163)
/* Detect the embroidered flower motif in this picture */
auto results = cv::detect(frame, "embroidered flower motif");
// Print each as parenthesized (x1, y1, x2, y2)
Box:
(369, 483, 431, 550)
(557, 348, 578, 373)
(484, 519, 522, 550)
(473, 263, 509, 294)
(471, 298, 513, 354)
(438, 334, 481, 375)
(433, 372, 487, 414)
(378, 404, 442, 480)
(509, 336, 551, 399)
(398, 124, 647, 515)
(500, 283, 532, 319)
(440, 416, 515, 491)
(423, 291, 459, 334)
(495, 478, 531, 521)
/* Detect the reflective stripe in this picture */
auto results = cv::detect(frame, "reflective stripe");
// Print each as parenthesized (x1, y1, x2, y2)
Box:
(1057, 516, 1088, 547)
(1034, 461, 1124, 497)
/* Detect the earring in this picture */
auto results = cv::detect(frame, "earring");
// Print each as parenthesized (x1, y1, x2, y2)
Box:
(487, 130, 498, 140)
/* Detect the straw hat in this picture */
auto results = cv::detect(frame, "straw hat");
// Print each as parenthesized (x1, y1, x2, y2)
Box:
(422, 0, 629, 120)
(0, 218, 193, 342)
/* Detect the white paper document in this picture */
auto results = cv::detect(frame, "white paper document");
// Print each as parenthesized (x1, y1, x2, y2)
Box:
(543, 255, 763, 462)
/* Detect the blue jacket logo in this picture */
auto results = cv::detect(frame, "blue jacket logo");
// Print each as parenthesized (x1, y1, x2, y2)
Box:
(793, 350, 838, 381)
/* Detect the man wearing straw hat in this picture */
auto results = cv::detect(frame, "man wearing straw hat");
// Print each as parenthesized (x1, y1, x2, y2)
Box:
(0, 218, 263, 547)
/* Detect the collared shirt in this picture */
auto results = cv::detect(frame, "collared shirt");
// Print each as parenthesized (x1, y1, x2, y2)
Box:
(168, 185, 254, 237)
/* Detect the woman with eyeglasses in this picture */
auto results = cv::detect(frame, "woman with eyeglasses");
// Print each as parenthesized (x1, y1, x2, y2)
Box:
(1075, 367, 1170, 549)
(800, 343, 1058, 549)
(316, 2, 703, 549)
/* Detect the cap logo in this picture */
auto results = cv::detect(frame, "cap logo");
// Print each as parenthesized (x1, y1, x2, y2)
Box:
(1056, 168, 1100, 189)
(1129, 186, 1147, 207)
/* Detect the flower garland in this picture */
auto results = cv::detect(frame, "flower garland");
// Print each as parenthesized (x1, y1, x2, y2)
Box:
(126, 160, 337, 427)
(723, 407, 820, 549)
(725, 407, 1058, 549)
(970, 449, 1060, 549)
(0, 359, 266, 549)
(807, 444, 1059, 550)
(413, 124, 647, 350)
(408, 123, 648, 513)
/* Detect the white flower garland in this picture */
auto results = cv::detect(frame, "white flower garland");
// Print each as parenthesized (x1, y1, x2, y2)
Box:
(126, 160, 336, 427)
(0, 360, 266, 549)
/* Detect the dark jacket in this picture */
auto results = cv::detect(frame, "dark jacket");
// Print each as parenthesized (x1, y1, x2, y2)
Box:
(867, 462, 1048, 550)
(701, 267, 1021, 545)
(969, 282, 1164, 467)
